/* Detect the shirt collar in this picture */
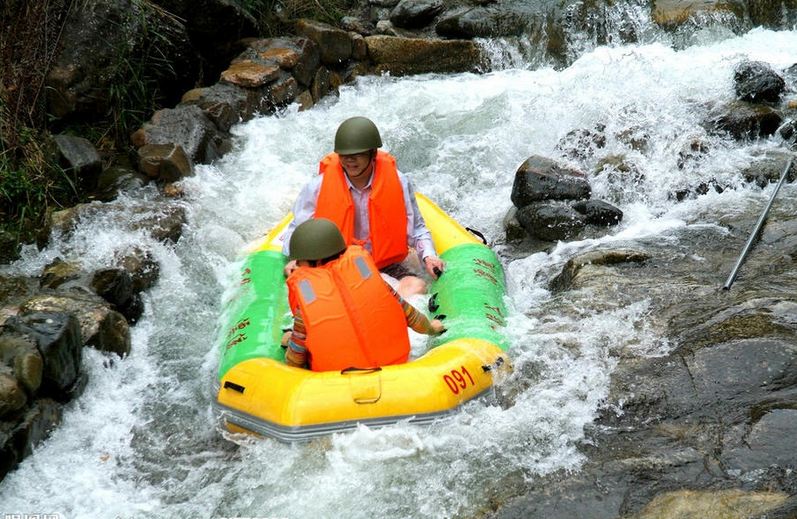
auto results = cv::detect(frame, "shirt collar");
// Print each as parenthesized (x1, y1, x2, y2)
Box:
(344, 170, 374, 191)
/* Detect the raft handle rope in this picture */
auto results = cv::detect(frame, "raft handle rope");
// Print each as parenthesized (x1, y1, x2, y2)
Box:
(466, 227, 488, 245)
(723, 157, 793, 290)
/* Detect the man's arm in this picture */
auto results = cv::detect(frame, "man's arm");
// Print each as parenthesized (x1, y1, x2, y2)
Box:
(400, 173, 445, 277)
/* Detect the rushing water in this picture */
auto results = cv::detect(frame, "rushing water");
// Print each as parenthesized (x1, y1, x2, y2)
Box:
(1, 27, 797, 519)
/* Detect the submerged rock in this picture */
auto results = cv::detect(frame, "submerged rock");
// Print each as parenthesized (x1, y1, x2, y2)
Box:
(706, 100, 782, 139)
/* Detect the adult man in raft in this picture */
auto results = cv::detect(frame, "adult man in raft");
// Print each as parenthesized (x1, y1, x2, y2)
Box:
(282, 116, 445, 296)
(284, 218, 445, 371)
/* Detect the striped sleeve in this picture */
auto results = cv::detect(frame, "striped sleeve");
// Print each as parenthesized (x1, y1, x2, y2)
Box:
(386, 283, 433, 334)
(284, 307, 308, 368)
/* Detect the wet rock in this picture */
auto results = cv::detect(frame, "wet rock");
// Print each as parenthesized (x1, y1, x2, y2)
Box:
(94, 162, 149, 202)
(132, 105, 223, 165)
(365, 35, 482, 75)
(572, 200, 623, 226)
(296, 90, 315, 111)
(39, 258, 83, 290)
(0, 398, 62, 481)
(594, 154, 644, 184)
(779, 119, 797, 147)
(555, 125, 606, 161)
(295, 19, 352, 66)
(503, 207, 526, 243)
(516, 202, 587, 242)
(707, 101, 782, 140)
(137, 143, 193, 182)
(5, 312, 82, 397)
(116, 247, 160, 293)
(181, 83, 249, 132)
(741, 150, 797, 187)
(118, 293, 145, 325)
(134, 204, 187, 244)
(390, 0, 444, 29)
(266, 74, 300, 108)
(0, 368, 27, 418)
(549, 249, 649, 293)
(20, 294, 130, 358)
(511, 156, 591, 207)
(350, 33, 368, 61)
(748, 1, 797, 27)
(247, 37, 321, 88)
(676, 136, 710, 170)
(615, 126, 651, 153)
(310, 67, 331, 103)
(53, 135, 102, 191)
(734, 60, 785, 103)
(435, 6, 527, 39)
(91, 268, 134, 308)
(370, 0, 400, 7)
(0, 333, 43, 394)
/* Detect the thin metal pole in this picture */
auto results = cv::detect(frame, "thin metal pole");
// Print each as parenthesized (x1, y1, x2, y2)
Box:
(723, 158, 793, 290)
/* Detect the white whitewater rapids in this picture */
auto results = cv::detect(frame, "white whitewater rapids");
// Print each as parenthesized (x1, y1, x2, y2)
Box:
(1, 27, 796, 519)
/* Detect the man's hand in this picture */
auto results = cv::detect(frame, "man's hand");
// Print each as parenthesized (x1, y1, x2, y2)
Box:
(423, 256, 445, 279)
(284, 259, 298, 277)
(429, 319, 446, 335)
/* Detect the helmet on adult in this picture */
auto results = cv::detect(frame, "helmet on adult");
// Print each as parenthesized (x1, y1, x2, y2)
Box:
(289, 218, 347, 261)
(334, 116, 382, 155)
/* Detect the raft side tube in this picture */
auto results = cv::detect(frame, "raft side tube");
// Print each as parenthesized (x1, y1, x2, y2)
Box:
(216, 338, 509, 431)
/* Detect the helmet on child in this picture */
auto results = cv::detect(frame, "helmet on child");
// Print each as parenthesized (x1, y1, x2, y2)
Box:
(289, 218, 347, 261)
(334, 116, 382, 155)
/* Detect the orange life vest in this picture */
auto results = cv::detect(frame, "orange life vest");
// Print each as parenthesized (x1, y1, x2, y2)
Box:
(315, 151, 408, 269)
(286, 246, 410, 372)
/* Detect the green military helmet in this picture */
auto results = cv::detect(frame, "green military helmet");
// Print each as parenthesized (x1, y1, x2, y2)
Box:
(289, 218, 347, 261)
(334, 116, 382, 155)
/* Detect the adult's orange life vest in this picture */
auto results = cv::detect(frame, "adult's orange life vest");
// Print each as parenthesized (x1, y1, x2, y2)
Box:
(315, 151, 408, 269)
(286, 246, 411, 372)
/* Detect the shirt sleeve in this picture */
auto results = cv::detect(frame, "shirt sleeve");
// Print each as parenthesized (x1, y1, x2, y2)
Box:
(398, 171, 437, 262)
(386, 281, 434, 334)
(284, 306, 308, 368)
(282, 175, 324, 257)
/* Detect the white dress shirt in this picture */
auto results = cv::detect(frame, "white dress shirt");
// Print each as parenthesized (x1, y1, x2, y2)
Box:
(282, 168, 437, 263)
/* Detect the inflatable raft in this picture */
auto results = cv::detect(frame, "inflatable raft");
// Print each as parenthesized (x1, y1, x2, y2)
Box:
(214, 194, 511, 442)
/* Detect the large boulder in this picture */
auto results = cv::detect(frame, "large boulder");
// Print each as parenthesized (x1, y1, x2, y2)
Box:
(131, 105, 224, 166)
(46, 0, 199, 121)
(365, 35, 482, 75)
(571, 200, 623, 226)
(511, 156, 591, 207)
(20, 294, 130, 357)
(181, 83, 251, 132)
(136, 143, 193, 182)
(4, 312, 82, 397)
(0, 368, 27, 418)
